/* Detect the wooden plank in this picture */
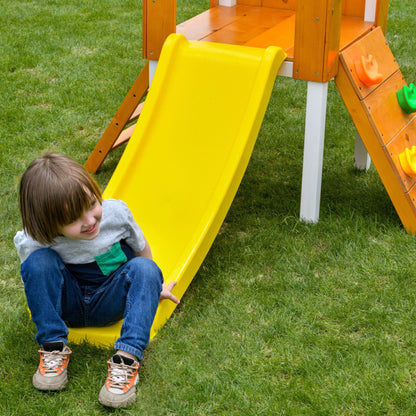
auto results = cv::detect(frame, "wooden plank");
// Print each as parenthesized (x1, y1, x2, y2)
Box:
(262, 0, 296, 10)
(128, 102, 145, 124)
(176, 5, 251, 41)
(406, 183, 416, 212)
(108, 103, 146, 150)
(294, 0, 342, 82)
(177, 3, 376, 68)
(323, 0, 343, 81)
(202, 7, 294, 44)
(143, 0, 176, 60)
(112, 124, 137, 149)
(339, 26, 399, 100)
(244, 13, 295, 55)
(84, 63, 149, 174)
(335, 59, 416, 233)
(237, 0, 261, 6)
(237, 0, 296, 8)
(294, 0, 327, 81)
(386, 117, 416, 192)
(339, 16, 373, 51)
(342, 0, 365, 17)
(363, 71, 411, 144)
(376, 0, 390, 33)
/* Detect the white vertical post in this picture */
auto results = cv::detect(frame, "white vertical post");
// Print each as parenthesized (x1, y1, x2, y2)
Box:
(218, 0, 237, 5)
(354, 131, 371, 170)
(364, 0, 377, 22)
(300, 81, 328, 223)
(149, 60, 158, 86)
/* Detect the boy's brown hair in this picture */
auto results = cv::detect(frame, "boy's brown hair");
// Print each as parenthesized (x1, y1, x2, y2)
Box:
(19, 153, 103, 244)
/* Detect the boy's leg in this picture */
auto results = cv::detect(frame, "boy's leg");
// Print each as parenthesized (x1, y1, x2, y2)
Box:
(88, 256, 163, 360)
(88, 256, 162, 408)
(115, 257, 163, 360)
(21, 248, 84, 345)
(21, 248, 84, 391)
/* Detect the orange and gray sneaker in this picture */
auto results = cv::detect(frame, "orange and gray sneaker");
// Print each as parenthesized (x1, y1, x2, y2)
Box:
(32, 341, 72, 391)
(98, 354, 140, 408)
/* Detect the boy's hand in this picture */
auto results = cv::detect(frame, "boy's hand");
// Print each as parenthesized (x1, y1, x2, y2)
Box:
(160, 281, 180, 304)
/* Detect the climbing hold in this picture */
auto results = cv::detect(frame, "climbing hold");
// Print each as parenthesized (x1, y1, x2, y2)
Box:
(397, 84, 416, 114)
(399, 146, 416, 177)
(354, 55, 383, 86)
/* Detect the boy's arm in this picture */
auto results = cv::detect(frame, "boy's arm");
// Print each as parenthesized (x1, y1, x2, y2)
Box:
(160, 281, 180, 304)
(136, 236, 180, 304)
(136, 236, 152, 259)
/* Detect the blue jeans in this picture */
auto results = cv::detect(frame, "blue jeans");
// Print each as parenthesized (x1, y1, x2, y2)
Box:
(21, 248, 163, 360)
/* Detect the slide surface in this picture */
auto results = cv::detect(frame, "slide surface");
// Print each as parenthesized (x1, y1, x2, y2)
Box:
(69, 34, 285, 344)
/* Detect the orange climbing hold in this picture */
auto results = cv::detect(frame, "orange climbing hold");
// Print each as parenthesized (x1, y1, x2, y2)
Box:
(354, 54, 383, 86)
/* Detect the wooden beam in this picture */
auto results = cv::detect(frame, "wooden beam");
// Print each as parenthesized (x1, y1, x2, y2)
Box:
(293, 0, 342, 82)
(376, 0, 390, 33)
(84, 62, 149, 173)
(143, 0, 176, 60)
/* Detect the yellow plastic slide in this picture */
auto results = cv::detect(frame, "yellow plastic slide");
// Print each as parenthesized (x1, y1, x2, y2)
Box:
(68, 34, 286, 345)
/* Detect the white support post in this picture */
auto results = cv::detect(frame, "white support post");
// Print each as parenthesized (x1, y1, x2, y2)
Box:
(300, 81, 329, 223)
(354, 131, 371, 170)
(277, 61, 293, 78)
(218, 0, 237, 5)
(149, 60, 158, 86)
(364, 0, 377, 22)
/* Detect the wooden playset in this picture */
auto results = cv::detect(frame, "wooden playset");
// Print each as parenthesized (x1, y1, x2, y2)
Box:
(63, 0, 416, 347)
(85, 0, 416, 233)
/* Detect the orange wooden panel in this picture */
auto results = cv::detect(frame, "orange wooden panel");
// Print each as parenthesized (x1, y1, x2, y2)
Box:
(339, 16, 373, 51)
(363, 71, 411, 144)
(339, 27, 399, 100)
(342, 0, 365, 17)
(176, 5, 251, 41)
(293, 0, 327, 81)
(237, 0, 296, 8)
(143, 0, 176, 60)
(210, 0, 219, 6)
(405, 184, 416, 215)
(376, 0, 390, 33)
(202, 7, 293, 45)
(386, 117, 416, 192)
(202, 23, 263, 45)
(294, 0, 342, 82)
(244, 13, 295, 55)
(335, 62, 416, 233)
(262, 0, 296, 10)
(227, 6, 293, 29)
(324, 0, 343, 81)
(237, 0, 261, 6)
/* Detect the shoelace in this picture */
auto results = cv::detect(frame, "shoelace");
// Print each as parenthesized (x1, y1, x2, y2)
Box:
(107, 361, 137, 391)
(39, 348, 71, 374)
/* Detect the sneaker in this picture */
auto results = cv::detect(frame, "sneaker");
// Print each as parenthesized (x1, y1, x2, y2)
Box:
(32, 341, 72, 391)
(98, 354, 140, 408)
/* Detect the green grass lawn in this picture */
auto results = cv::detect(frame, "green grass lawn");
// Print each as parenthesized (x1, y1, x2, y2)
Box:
(1, 0, 416, 414)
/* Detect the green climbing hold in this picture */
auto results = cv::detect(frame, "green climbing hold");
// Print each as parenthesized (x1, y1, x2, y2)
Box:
(397, 83, 416, 114)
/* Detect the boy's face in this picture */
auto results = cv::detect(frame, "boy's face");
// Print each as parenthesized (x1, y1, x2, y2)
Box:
(60, 200, 102, 240)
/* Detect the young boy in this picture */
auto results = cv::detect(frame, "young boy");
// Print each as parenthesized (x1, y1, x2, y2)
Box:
(14, 152, 178, 408)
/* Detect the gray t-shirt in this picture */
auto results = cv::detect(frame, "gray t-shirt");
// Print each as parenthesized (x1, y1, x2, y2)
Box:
(14, 199, 146, 264)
